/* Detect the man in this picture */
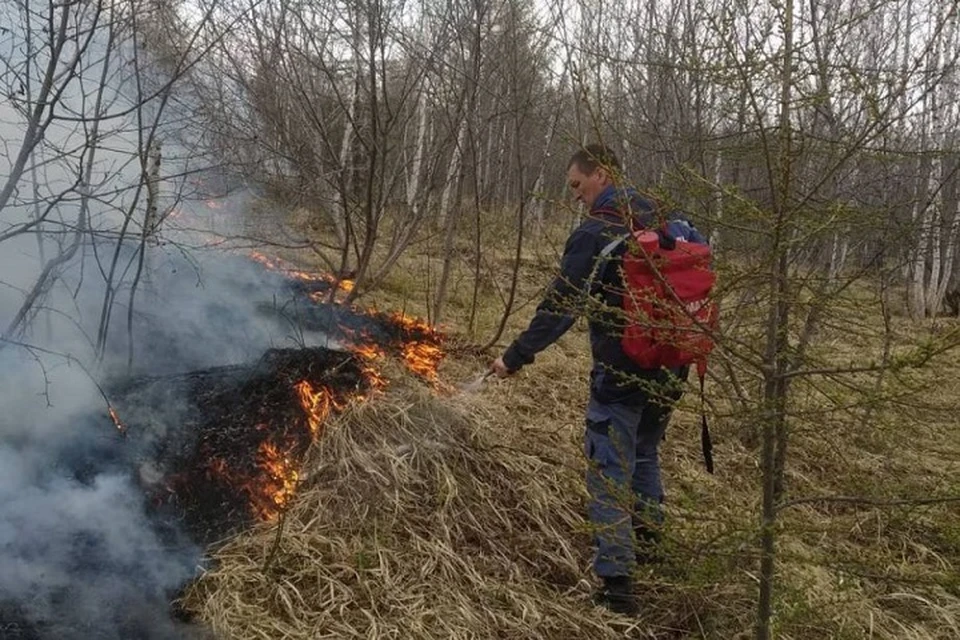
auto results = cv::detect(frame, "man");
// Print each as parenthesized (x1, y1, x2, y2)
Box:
(490, 144, 705, 615)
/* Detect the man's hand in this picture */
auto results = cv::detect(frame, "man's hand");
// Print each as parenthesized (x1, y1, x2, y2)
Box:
(490, 356, 512, 378)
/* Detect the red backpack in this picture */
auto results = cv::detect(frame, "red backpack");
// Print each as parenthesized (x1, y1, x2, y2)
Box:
(616, 230, 717, 374)
(600, 228, 718, 472)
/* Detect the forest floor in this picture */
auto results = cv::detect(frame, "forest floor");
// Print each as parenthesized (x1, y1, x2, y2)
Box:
(183, 203, 960, 639)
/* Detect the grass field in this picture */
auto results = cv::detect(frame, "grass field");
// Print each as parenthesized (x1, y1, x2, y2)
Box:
(183, 203, 960, 639)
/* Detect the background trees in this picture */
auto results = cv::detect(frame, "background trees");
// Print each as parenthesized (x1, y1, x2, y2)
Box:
(3, 1, 959, 638)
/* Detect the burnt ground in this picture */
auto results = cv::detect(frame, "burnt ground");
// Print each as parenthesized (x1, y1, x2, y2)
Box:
(1, 244, 444, 639)
(1, 345, 370, 640)
(113, 345, 370, 544)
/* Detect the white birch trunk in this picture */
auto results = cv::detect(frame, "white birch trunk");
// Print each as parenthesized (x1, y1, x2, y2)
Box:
(907, 141, 931, 317)
(406, 82, 430, 217)
(479, 111, 497, 200)
(144, 139, 162, 245)
(933, 2, 960, 311)
(828, 232, 843, 282)
(934, 205, 960, 308)
(330, 15, 363, 246)
(925, 203, 942, 313)
(909, 199, 932, 318)
(491, 118, 509, 205)
(334, 77, 358, 238)
(439, 118, 467, 227)
(920, 0, 956, 315)
(530, 103, 563, 236)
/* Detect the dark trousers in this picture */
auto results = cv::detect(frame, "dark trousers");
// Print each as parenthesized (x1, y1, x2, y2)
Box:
(584, 371, 685, 577)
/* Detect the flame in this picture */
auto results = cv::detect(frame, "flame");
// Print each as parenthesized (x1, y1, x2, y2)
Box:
(351, 343, 388, 390)
(352, 343, 384, 361)
(252, 441, 299, 518)
(249, 251, 317, 279)
(387, 312, 445, 383)
(295, 380, 338, 437)
(226, 253, 447, 522)
(399, 342, 444, 383)
(388, 311, 444, 341)
(249, 251, 353, 294)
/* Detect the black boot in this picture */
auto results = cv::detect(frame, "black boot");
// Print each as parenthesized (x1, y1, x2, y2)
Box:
(593, 575, 638, 615)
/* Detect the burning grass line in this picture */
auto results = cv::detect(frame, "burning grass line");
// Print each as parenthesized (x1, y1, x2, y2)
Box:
(183, 384, 705, 638)
(111, 346, 380, 541)
(246, 250, 448, 387)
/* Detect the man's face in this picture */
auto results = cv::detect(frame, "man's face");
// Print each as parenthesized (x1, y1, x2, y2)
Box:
(567, 164, 609, 209)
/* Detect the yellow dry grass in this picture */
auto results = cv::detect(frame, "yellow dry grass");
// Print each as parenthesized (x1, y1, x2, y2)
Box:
(180, 379, 702, 639)
(181, 202, 960, 639)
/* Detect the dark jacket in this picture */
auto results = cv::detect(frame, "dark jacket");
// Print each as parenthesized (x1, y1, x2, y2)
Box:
(501, 185, 706, 404)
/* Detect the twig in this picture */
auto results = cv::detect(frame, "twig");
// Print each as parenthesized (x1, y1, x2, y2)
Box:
(262, 508, 288, 574)
(777, 494, 960, 513)
(0, 336, 126, 435)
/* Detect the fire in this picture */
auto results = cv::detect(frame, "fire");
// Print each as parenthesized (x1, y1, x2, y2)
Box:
(253, 441, 299, 518)
(294, 380, 338, 437)
(249, 251, 354, 295)
(350, 343, 388, 390)
(352, 343, 384, 361)
(387, 312, 445, 384)
(247, 254, 445, 383)
(399, 341, 444, 383)
(249, 251, 319, 280)
(221, 252, 447, 522)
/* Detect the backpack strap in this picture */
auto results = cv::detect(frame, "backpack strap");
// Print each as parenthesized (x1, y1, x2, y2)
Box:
(698, 363, 714, 474)
(585, 233, 629, 295)
(600, 234, 627, 259)
(587, 227, 677, 294)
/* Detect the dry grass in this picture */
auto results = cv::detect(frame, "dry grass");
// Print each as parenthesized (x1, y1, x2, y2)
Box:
(181, 375, 741, 639)
(183, 202, 960, 639)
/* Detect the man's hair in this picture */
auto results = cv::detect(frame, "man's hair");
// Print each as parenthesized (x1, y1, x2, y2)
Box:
(568, 144, 621, 175)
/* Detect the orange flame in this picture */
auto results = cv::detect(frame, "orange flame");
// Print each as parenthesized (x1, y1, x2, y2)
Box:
(399, 342, 444, 383)
(294, 380, 337, 437)
(351, 343, 388, 390)
(253, 441, 299, 518)
(232, 253, 447, 521)
(387, 312, 445, 383)
(249, 251, 353, 294)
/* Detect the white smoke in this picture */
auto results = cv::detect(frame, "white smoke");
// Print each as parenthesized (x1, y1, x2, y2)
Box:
(0, 4, 324, 637)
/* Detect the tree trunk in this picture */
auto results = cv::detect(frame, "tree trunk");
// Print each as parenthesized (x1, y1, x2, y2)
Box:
(439, 118, 467, 229)
(757, 0, 794, 637)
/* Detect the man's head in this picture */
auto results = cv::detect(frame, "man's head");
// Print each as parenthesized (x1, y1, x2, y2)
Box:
(567, 144, 621, 209)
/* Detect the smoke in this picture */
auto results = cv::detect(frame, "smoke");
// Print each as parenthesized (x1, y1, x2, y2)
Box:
(0, 235, 342, 637)
(0, 446, 200, 639)
(0, 5, 332, 637)
(0, 346, 199, 639)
